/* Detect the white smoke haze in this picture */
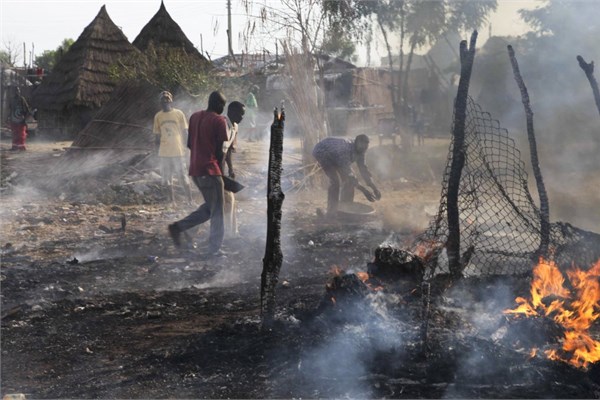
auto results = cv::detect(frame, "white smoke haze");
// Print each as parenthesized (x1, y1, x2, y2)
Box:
(192, 268, 245, 290)
(72, 248, 105, 263)
(443, 5, 600, 234)
(296, 294, 411, 398)
(435, 278, 537, 399)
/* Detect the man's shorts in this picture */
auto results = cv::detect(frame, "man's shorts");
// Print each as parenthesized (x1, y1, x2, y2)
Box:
(159, 157, 189, 184)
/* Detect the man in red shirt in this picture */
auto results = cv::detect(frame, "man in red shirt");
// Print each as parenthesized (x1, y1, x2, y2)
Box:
(168, 91, 229, 256)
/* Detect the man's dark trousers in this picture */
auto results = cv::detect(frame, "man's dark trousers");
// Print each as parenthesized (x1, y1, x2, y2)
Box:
(175, 175, 225, 252)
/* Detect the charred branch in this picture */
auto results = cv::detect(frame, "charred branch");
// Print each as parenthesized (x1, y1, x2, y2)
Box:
(447, 31, 478, 278)
(260, 107, 286, 326)
(577, 55, 600, 117)
(508, 45, 550, 259)
(368, 246, 424, 282)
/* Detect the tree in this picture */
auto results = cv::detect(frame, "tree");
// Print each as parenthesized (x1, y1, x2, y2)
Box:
(1, 38, 22, 66)
(516, 0, 600, 155)
(242, 0, 337, 166)
(0, 50, 12, 65)
(34, 38, 74, 72)
(324, 0, 497, 147)
(109, 42, 216, 96)
(321, 24, 358, 63)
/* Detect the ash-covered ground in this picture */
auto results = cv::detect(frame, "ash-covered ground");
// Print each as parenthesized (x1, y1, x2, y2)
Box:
(1, 136, 598, 399)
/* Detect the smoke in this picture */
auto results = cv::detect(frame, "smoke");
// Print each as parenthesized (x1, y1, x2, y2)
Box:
(286, 285, 413, 398)
(438, 277, 538, 398)
(468, 11, 600, 232)
(192, 268, 245, 290)
(72, 248, 105, 263)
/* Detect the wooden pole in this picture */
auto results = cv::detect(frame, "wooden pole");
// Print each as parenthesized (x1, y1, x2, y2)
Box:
(577, 55, 600, 117)
(508, 45, 550, 258)
(227, 0, 233, 57)
(447, 31, 477, 278)
(260, 106, 286, 326)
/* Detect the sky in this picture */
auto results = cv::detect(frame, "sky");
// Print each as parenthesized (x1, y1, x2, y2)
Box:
(1, 0, 538, 67)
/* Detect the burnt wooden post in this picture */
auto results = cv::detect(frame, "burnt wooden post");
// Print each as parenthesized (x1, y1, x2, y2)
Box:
(261, 106, 285, 325)
(577, 55, 600, 117)
(508, 45, 550, 258)
(447, 31, 477, 277)
(420, 281, 431, 353)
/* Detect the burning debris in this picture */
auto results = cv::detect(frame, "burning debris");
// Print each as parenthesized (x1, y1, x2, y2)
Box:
(368, 246, 425, 282)
(504, 257, 600, 369)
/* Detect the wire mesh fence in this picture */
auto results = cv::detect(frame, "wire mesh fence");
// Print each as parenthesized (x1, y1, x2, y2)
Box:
(412, 97, 600, 278)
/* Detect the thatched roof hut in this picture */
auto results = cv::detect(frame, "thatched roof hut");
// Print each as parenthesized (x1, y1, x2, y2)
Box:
(65, 81, 196, 168)
(132, 1, 209, 66)
(32, 6, 141, 137)
(71, 81, 160, 152)
(43, 82, 196, 203)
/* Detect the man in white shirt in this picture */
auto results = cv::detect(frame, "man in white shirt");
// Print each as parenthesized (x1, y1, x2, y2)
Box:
(153, 91, 193, 203)
(222, 101, 245, 237)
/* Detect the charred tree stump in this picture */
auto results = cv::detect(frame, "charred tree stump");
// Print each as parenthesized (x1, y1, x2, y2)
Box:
(577, 55, 600, 117)
(447, 31, 478, 278)
(260, 107, 286, 326)
(508, 45, 550, 258)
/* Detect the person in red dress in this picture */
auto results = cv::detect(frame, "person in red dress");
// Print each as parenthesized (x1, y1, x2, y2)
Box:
(9, 87, 31, 151)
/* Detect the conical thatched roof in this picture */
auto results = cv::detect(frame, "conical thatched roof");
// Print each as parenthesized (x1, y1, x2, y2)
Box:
(132, 1, 209, 65)
(32, 6, 141, 111)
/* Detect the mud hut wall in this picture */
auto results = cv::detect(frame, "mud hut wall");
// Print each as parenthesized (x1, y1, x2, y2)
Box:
(71, 82, 197, 151)
(35, 110, 78, 138)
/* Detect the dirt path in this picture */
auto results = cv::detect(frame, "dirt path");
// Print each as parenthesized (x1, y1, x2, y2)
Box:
(0, 135, 444, 398)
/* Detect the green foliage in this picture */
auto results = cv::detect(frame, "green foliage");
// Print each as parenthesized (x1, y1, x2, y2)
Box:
(34, 38, 74, 71)
(445, 1, 497, 33)
(519, 0, 599, 39)
(0, 50, 12, 65)
(323, 0, 497, 48)
(109, 43, 218, 96)
(321, 24, 358, 62)
(406, 1, 446, 47)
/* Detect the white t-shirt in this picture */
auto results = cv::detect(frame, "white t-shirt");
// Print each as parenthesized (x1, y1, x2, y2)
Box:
(223, 116, 238, 154)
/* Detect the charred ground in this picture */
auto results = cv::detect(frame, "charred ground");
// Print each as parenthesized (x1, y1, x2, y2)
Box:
(1, 137, 599, 399)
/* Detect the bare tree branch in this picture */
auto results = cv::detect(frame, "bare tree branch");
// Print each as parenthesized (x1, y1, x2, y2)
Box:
(508, 45, 550, 259)
(577, 55, 600, 117)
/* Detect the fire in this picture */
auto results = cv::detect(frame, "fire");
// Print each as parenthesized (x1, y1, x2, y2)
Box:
(413, 240, 441, 262)
(327, 266, 383, 307)
(356, 271, 369, 281)
(330, 265, 343, 276)
(504, 257, 600, 369)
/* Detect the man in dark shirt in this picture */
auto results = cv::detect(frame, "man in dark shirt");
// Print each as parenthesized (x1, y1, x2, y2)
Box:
(168, 91, 228, 256)
(312, 134, 381, 217)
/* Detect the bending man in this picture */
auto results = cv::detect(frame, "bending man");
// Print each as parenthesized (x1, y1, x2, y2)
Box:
(312, 134, 381, 217)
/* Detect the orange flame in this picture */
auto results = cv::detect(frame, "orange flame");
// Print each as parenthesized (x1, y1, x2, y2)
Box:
(356, 271, 369, 282)
(413, 240, 441, 262)
(330, 265, 343, 276)
(504, 257, 600, 369)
